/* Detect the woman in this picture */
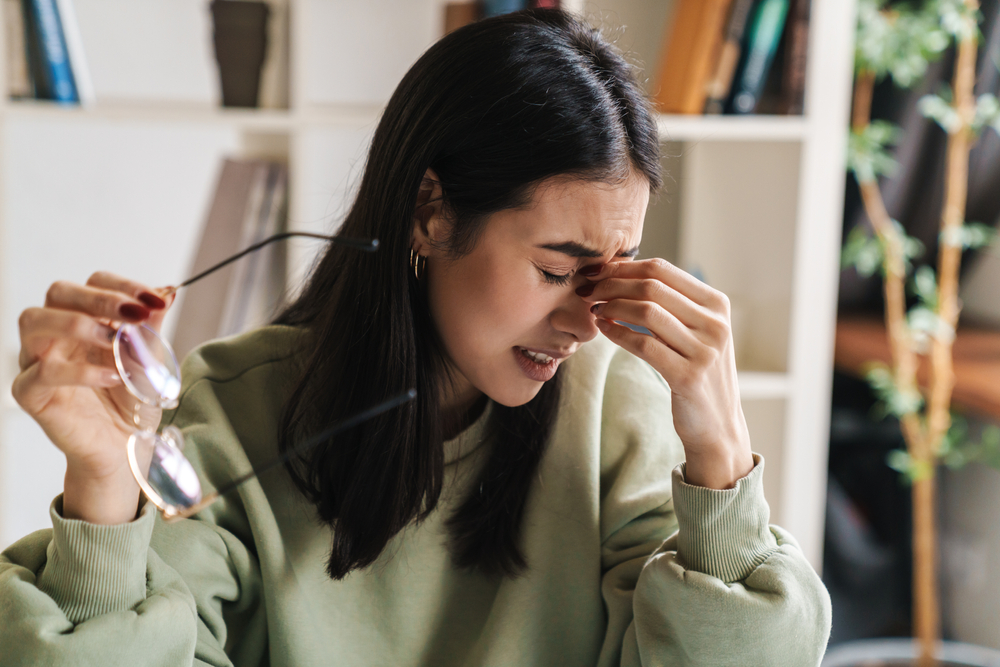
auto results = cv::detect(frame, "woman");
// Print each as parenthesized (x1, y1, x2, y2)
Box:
(0, 9, 830, 666)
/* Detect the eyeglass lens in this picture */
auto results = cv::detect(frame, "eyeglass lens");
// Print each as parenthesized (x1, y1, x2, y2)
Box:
(128, 426, 203, 512)
(114, 324, 182, 409)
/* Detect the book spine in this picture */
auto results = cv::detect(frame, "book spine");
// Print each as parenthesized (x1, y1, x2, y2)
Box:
(703, 0, 756, 114)
(780, 0, 809, 115)
(25, 0, 77, 103)
(4, 0, 33, 97)
(482, 0, 526, 17)
(654, 0, 734, 114)
(54, 0, 93, 105)
(529, 0, 560, 8)
(727, 0, 789, 115)
(444, 1, 481, 35)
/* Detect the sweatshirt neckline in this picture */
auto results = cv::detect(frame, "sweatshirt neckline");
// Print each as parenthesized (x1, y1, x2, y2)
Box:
(443, 400, 492, 466)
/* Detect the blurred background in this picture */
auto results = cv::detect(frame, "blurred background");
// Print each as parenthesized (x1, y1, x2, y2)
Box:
(17, 0, 1000, 656)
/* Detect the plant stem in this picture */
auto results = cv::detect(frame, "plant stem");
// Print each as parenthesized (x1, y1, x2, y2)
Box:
(914, 5, 979, 664)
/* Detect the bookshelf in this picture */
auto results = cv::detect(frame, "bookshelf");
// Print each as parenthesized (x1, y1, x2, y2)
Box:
(0, 0, 857, 572)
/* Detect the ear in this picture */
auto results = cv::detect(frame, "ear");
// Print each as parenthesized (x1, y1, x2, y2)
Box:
(411, 168, 447, 254)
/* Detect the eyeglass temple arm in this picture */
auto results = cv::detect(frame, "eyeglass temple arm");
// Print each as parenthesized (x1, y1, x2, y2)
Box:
(162, 232, 379, 297)
(163, 389, 417, 522)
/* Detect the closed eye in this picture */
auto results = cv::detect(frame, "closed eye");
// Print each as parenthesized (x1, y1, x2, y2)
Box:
(540, 268, 573, 286)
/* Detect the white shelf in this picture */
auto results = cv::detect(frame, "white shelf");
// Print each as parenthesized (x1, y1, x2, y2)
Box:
(656, 114, 808, 143)
(1, 99, 383, 131)
(738, 371, 792, 399)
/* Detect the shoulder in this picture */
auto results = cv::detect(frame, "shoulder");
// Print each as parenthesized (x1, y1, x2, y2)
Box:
(178, 324, 308, 390)
(164, 325, 309, 434)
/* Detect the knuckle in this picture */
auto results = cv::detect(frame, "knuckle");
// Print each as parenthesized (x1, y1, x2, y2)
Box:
(638, 301, 659, 322)
(706, 288, 730, 313)
(87, 271, 109, 286)
(45, 281, 70, 305)
(18, 308, 38, 333)
(638, 279, 661, 301)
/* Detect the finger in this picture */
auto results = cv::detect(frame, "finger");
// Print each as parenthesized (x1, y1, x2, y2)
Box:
(85, 271, 168, 310)
(588, 259, 723, 311)
(579, 276, 707, 328)
(19, 308, 116, 361)
(595, 317, 688, 373)
(45, 281, 153, 323)
(592, 299, 699, 358)
(12, 360, 122, 409)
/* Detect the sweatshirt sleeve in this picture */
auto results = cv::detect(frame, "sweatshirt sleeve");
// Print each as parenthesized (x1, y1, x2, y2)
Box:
(596, 349, 831, 667)
(0, 492, 264, 667)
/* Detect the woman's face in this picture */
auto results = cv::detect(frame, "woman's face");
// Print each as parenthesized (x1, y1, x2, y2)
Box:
(420, 174, 650, 411)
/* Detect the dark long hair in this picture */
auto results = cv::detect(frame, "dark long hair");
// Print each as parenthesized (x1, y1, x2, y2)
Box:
(275, 9, 662, 580)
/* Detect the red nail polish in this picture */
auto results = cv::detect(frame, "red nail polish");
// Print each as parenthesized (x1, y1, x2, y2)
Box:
(138, 292, 166, 309)
(119, 303, 150, 321)
(590, 303, 602, 314)
(579, 264, 603, 277)
(575, 284, 595, 297)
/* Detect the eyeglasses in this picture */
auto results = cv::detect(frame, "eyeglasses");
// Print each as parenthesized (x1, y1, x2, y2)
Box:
(113, 232, 416, 522)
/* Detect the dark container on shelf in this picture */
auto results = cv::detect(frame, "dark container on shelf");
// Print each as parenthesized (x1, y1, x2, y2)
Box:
(210, 0, 270, 108)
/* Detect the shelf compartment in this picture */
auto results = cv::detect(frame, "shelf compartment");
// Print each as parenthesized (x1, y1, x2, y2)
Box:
(657, 114, 807, 143)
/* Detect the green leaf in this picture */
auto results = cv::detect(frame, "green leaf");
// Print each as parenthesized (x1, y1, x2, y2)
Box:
(848, 121, 902, 182)
(973, 94, 1000, 134)
(911, 265, 938, 309)
(855, 0, 952, 86)
(920, 93, 962, 133)
(842, 226, 885, 277)
(865, 362, 924, 418)
(886, 449, 935, 483)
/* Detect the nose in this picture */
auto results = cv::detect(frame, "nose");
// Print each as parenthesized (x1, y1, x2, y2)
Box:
(550, 290, 600, 343)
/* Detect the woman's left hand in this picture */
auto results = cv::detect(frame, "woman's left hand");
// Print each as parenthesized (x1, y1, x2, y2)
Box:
(578, 258, 754, 489)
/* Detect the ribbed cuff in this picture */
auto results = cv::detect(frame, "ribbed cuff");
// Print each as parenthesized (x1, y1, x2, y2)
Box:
(36, 495, 156, 624)
(672, 453, 777, 583)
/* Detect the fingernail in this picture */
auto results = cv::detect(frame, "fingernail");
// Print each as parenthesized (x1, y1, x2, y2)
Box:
(590, 303, 602, 314)
(138, 291, 166, 309)
(579, 264, 603, 277)
(575, 284, 595, 297)
(119, 303, 150, 322)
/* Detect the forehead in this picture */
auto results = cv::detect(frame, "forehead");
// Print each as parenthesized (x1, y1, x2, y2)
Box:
(509, 174, 649, 256)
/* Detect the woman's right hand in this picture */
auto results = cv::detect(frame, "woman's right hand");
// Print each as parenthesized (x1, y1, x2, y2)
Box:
(11, 272, 173, 525)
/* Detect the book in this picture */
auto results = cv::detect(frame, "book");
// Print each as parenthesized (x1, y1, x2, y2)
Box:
(53, 0, 93, 105)
(529, 0, 560, 7)
(22, 0, 77, 103)
(444, 2, 481, 35)
(726, 0, 790, 115)
(258, 0, 289, 109)
(172, 159, 288, 359)
(652, 0, 734, 115)
(482, 0, 526, 17)
(779, 0, 810, 115)
(703, 0, 756, 115)
(4, 0, 32, 98)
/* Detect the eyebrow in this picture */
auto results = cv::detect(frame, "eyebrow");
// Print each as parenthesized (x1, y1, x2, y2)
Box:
(538, 241, 640, 259)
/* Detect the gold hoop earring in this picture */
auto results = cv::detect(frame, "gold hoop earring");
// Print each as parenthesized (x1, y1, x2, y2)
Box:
(409, 248, 427, 281)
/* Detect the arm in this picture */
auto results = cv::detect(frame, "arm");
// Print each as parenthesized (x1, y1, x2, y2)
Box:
(594, 348, 831, 667)
(0, 497, 263, 667)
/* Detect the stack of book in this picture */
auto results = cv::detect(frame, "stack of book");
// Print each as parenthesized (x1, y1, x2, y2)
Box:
(654, 0, 810, 116)
(443, 0, 559, 35)
(171, 158, 289, 360)
(4, 0, 93, 104)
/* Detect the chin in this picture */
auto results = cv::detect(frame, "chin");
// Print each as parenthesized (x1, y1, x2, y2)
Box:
(483, 376, 546, 408)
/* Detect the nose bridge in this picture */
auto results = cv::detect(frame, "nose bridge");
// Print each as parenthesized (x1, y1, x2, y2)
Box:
(551, 290, 599, 343)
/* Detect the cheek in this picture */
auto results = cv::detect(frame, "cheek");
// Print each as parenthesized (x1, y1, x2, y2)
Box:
(430, 256, 554, 355)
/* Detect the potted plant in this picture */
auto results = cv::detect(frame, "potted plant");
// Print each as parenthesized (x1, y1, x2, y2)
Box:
(828, 0, 1000, 665)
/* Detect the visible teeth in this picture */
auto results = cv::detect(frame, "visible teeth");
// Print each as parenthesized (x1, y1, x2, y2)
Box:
(521, 348, 554, 364)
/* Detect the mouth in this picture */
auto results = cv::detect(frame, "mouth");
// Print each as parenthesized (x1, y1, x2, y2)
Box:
(512, 346, 570, 382)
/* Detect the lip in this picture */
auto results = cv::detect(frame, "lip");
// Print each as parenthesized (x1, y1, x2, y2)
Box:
(518, 346, 573, 361)
(512, 346, 574, 382)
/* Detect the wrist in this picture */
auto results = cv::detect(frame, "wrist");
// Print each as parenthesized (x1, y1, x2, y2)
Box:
(683, 445, 755, 490)
(63, 464, 142, 525)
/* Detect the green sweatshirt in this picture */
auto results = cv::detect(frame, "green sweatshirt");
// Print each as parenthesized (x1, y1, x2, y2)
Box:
(0, 326, 831, 666)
